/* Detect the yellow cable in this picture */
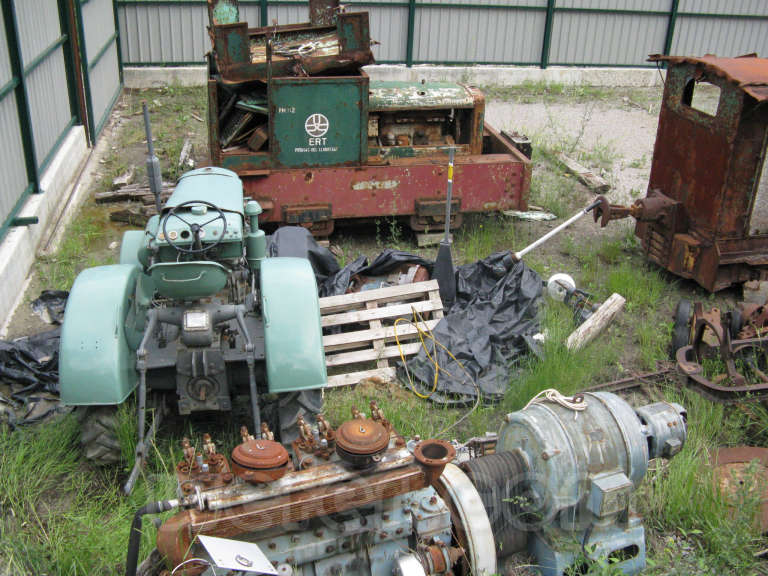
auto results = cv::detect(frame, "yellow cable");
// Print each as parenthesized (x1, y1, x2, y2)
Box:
(393, 305, 483, 438)
(394, 306, 468, 399)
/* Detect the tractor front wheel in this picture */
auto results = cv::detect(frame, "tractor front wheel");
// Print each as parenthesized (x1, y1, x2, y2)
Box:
(278, 389, 323, 445)
(78, 406, 122, 466)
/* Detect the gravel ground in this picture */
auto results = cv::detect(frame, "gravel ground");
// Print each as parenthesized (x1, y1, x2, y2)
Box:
(486, 100, 660, 205)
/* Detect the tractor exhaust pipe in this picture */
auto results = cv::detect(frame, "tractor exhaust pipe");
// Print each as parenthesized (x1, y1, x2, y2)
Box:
(142, 101, 163, 214)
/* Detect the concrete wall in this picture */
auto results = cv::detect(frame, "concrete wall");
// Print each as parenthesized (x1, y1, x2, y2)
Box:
(123, 63, 665, 90)
(0, 127, 89, 334)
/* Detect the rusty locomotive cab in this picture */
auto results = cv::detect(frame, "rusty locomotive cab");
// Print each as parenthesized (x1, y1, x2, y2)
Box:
(595, 54, 768, 291)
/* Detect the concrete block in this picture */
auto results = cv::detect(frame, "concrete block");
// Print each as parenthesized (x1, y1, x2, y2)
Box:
(124, 66, 207, 89)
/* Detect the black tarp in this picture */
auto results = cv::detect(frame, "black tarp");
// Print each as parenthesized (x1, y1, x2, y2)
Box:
(400, 253, 541, 404)
(0, 328, 60, 397)
(0, 328, 63, 427)
(30, 290, 69, 324)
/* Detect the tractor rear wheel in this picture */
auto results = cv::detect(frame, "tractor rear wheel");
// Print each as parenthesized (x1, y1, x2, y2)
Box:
(278, 389, 323, 445)
(78, 406, 122, 466)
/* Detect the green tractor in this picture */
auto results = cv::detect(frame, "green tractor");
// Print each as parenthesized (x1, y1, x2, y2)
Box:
(59, 167, 327, 492)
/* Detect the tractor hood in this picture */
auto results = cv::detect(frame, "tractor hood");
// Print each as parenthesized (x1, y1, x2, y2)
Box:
(164, 167, 244, 215)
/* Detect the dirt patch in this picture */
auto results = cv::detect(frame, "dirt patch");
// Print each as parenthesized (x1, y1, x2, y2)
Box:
(486, 97, 659, 205)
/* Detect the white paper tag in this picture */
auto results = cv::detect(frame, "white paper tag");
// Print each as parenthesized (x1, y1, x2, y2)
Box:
(198, 535, 278, 575)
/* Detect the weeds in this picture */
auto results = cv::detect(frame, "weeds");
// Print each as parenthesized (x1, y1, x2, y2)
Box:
(35, 205, 115, 291)
(639, 390, 765, 574)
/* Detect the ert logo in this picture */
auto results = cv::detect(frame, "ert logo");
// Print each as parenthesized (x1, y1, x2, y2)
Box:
(304, 113, 329, 142)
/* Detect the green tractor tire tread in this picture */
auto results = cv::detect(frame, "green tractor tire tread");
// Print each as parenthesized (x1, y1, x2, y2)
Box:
(78, 406, 122, 466)
(278, 389, 323, 445)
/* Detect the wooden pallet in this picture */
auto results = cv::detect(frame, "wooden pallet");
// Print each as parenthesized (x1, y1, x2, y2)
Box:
(319, 280, 444, 388)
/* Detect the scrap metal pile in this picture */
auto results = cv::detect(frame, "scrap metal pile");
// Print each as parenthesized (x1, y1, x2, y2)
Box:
(206, 0, 531, 235)
(130, 393, 687, 576)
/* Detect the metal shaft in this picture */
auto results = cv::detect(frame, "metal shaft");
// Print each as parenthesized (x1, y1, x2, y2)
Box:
(513, 198, 601, 260)
(443, 146, 455, 241)
(143, 101, 163, 214)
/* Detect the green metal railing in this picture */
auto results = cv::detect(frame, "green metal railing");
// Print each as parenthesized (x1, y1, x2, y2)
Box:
(117, 0, 768, 68)
(0, 0, 81, 242)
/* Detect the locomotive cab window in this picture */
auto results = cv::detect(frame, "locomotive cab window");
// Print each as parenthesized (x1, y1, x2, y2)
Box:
(682, 78, 721, 117)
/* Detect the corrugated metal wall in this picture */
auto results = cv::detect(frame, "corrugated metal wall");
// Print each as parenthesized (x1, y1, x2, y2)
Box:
(0, 0, 80, 241)
(0, 3, 29, 231)
(0, 0, 124, 243)
(117, 0, 768, 67)
(79, 0, 122, 138)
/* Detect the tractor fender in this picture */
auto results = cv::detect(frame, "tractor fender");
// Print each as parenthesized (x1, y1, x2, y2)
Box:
(119, 230, 146, 268)
(260, 257, 327, 393)
(60, 264, 140, 405)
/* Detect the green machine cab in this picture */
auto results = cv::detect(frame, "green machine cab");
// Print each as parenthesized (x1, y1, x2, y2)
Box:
(59, 167, 327, 492)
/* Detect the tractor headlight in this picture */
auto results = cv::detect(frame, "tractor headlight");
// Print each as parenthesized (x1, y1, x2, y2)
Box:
(184, 310, 210, 331)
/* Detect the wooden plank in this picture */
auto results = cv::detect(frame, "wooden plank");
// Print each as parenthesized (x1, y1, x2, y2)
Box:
(326, 367, 397, 388)
(566, 293, 625, 351)
(326, 342, 422, 368)
(321, 300, 440, 329)
(365, 301, 389, 369)
(319, 280, 440, 314)
(428, 289, 444, 320)
(558, 153, 610, 193)
(416, 232, 448, 248)
(323, 318, 441, 352)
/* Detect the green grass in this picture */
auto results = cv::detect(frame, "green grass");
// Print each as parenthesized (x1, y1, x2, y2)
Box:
(0, 414, 177, 575)
(482, 80, 616, 104)
(639, 391, 765, 575)
(35, 204, 116, 291)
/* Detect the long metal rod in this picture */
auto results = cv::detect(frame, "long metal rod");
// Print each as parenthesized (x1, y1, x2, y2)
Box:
(125, 310, 158, 494)
(124, 397, 165, 495)
(513, 198, 601, 260)
(443, 146, 455, 241)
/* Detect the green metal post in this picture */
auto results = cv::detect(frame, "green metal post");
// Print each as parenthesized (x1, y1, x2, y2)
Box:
(1, 0, 40, 193)
(74, 0, 95, 143)
(663, 0, 680, 56)
(541, 0, 556, 69)
(260, 0, 268, 26)
(113, 0, 124, 83)
(406, 0, 415, 67)
(58, 0, 79, 122)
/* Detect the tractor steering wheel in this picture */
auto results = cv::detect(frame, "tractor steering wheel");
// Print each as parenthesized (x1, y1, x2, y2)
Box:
(162, 200, 228, 254)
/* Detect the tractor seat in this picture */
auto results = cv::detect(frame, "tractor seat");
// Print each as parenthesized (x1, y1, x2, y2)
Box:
(148, 261, 229, 300)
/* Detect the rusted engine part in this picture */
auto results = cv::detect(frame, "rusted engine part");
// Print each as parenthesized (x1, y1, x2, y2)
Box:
(493, 392, 687, 575)
(207, 0, 373, 85)
(591, 55, 768, 292)
(291, 402, 407, 469)
(151, 405, 466, 575)
(348, 263, 430, 293)
(177, 435, 234, 495)
(712, 446, 768, 532)
(230, 435, 291, 484)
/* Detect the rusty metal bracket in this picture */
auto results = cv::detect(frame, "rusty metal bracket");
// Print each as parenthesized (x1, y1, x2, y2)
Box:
(676, 317, 768, 402)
